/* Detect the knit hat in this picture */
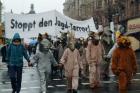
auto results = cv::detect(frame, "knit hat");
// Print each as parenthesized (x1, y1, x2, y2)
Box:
(12, 33, 21, 42)
(117, 36, 131, 47)
(115, 31, 121, 38)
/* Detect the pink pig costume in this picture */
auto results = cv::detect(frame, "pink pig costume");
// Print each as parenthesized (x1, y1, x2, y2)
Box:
(86, 41, 104, 88)
(60, 48, 83, 90)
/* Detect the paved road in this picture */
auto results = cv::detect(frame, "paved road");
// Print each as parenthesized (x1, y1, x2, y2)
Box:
(0, 57, 140, 93)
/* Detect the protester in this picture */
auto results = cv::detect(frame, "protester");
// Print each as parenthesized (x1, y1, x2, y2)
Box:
(57, 40, 67, 79)
(103, 31, 123, 80)
(7, 33, 31, 93)
(111, 36, 138, 93)
(1, 42, 9, 84)
(79, 39, 88, 78)
(1, 43, 8, 63)
(59, 41, 83, 93)
(31, 38, 58, 93)
(36, 33, 43, 53)
(86, 32, 104, 89)
(107, 31, 122, 57)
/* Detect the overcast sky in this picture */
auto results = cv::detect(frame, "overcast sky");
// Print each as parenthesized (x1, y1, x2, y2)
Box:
(1, 0, 65, 14)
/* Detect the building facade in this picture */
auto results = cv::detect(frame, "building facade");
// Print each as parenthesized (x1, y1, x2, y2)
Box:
(0, 0, 2, 23)
(63, 0, 140, 29)
(0, 0, 3, 44)
(63, 0, 140, 50)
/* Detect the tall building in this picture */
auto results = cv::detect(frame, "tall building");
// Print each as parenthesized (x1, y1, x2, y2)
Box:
(63, 0, 107, 24)
(63, 0, 140, 29)
(63, 0, 140, 50)
(28, 4, 36, 14)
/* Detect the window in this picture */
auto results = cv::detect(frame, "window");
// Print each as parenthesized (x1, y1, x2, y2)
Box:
(97, 0, 102, 8)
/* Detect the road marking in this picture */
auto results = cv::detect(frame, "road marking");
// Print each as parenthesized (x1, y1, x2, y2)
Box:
(81, 82, 90, 85)
(22, 80, 39, 83)
(0, 82, 10, 84)
(136, 73, 140, 75)
(1, 78, 140, 85)
(1, 86, 53, 92)
(0, 68, 8, 70)
(110, 72, 140, 77)
(1, 87, 28, 92)
(82, 81, 113, 85)
(132, 79, 140, 81)
(53, 78, 61, 80)
(110, 75, 115, 77)
(102, 81, 113, 83)
(29, 86, 40, 89)
(48, 85, 54, 88)
(1, 89, 12, 92)
(56, 84, 66, 87)
(0, 80, 39, 85)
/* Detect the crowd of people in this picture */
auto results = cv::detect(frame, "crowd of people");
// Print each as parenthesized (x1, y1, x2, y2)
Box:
(0, 30, 138, 93)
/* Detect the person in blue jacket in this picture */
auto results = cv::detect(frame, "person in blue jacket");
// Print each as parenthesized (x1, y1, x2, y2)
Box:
(7, 33, 31, 93)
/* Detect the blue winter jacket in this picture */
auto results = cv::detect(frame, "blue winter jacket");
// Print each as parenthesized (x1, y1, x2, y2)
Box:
(7, 33, 30, 66)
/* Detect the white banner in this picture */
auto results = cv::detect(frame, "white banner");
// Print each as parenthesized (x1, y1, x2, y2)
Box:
(4, 10, 97, 39)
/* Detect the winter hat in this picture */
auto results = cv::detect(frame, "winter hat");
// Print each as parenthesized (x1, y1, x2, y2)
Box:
(115, 31, 121, 38)
(12, 33, 21, 42)
(117, 36, 131, 47)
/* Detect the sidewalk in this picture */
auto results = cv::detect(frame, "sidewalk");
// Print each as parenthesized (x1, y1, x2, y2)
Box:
(0, 56, 7, 69)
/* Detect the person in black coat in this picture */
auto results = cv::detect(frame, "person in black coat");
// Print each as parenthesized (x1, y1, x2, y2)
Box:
(1, 44, 10, 84)
(1, 44, 9, 63)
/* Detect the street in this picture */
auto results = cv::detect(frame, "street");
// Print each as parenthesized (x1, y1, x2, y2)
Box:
(0, 0, 140, 93)
(0, 58, 140, 93)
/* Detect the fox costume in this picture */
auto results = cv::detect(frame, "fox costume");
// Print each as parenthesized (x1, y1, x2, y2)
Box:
(111, 36, 137, 93)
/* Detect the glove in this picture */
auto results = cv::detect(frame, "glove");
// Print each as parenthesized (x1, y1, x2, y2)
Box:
(58, 63, 63, 68)
(28, 62, 33, 67)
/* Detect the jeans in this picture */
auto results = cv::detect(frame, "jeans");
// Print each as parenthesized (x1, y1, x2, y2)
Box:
(8, 66, 23, 93)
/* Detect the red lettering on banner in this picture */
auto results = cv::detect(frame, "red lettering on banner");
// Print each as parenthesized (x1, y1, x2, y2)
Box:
(128, 24, 140, 30)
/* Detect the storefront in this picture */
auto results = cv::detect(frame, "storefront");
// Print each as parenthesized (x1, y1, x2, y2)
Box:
(0, 23, 4, 45)
(126, 17, 140, 51)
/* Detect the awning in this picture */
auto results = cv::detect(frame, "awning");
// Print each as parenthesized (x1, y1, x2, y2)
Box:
(127, 36, 140, 51)
(125, 31, 140, 41)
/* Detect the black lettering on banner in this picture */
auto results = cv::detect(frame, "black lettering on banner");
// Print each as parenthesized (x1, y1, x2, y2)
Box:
(10, 19, 36, 31)
(81, 27, 85, 32)
(15, 20, 18, 28)
(39, 18, 52, 27)
(28, 23, 32, 31)
(23, 23, 27, 31)
(55, 17, 58, 26)
(10, 17, 91, 33)
(44, 21, 48, 27)
(70, 23, 91, 32)
(48, 20, 52, 26)
(85, 27, 88, 32)
(87, 25, 90, 32)
(72, 25, 75, 31)
(70, 23, 73, 30)
(65, 22, 68, 29)
(76, 26, 81, 31)
(39, 18, 44, 27)
(61, 22, 65, 30)
(18, 22, 22, 28)
(11, 19, 15, 29)
(33, 21, 36, 28)
(55, 17, 69, 30)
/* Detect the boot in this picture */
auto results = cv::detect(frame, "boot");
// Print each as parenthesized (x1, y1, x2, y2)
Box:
(67, 89, 72, 93)
(72, 89, 77, 93)
(12, 90, 16, 93)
